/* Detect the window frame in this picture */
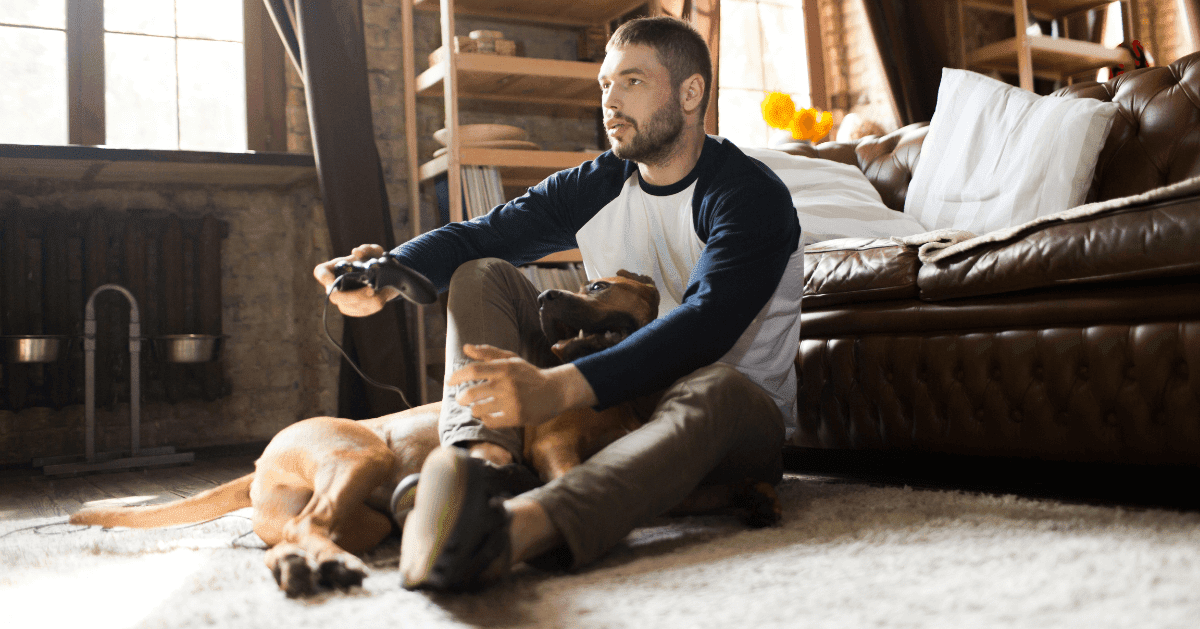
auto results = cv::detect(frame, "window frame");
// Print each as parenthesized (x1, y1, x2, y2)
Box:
(61, 0, 287, 152)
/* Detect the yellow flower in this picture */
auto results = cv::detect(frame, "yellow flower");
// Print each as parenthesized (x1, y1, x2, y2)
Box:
(761, 92, 796, 130)
(789, 108, 834, 142)
(789, 108, 817, 140)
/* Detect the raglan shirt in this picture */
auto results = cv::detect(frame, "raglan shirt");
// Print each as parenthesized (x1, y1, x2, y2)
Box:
(390, 135, 804, 433)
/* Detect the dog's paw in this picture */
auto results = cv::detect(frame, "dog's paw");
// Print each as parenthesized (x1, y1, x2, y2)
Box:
(317, 554, 368, 591)
(271, 550, 315, 598)
(734, 481, 782, 528)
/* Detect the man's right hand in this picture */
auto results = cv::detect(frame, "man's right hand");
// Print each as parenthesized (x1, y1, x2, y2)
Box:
(313, 244, 401, 317)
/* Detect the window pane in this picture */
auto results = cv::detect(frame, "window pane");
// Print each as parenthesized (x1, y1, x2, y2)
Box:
(177, 0, 243, 42)
(0, 0, 66, 29)
(104, 0, 174, 36)
(760, 2, 809, 101)
(0, 26, 67, 145)
(719, 0, 765, 91)
(719, 88, 772, 148)
(105, 33, 178, 149)
(178, 39, 246, 151)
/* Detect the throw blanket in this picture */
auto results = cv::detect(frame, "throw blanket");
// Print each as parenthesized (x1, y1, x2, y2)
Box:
(891, 174, 1200, 263)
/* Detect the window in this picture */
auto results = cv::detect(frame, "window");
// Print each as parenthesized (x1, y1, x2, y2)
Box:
(718, 0, 812, 147)
(0, 0, 285, 152)
(0, 2, 69, 145)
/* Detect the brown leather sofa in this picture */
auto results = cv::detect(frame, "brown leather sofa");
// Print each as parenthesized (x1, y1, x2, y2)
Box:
(786, 51, 1200, 466)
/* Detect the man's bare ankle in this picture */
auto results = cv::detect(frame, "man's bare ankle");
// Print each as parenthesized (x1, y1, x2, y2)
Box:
(465, 441, 513, 467)
(504, 497, 564, 565)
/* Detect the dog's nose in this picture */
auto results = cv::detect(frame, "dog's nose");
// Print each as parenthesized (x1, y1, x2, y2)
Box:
(537, 290, 558, 306)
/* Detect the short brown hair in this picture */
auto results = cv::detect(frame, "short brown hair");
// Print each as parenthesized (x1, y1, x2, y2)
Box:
(607, 16, 712, 116)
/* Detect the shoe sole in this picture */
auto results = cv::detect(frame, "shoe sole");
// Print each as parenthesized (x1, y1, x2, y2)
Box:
(399, 448, 469, 589)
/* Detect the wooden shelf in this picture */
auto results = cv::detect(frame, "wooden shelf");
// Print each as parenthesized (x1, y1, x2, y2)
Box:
(963, 0, 1113, 21)
(968, 35, 1132, 80)
(418, 147, 602, 187)
(418, 53, 602, 107)
(413, 0, 645, 26)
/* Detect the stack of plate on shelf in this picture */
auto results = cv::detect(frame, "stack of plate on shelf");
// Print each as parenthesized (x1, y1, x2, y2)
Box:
(432, 124, 539, 158)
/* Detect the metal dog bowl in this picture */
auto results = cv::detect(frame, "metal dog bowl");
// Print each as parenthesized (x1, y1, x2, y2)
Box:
(3, 335, 68, 363)
(153, 334, 224, 363)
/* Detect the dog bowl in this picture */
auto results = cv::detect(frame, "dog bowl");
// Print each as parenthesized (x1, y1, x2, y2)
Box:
(153, 334, 224, 363)
(2, 335, 68, 363)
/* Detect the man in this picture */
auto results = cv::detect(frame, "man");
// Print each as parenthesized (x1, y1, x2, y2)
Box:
(316, 16, 802, 591)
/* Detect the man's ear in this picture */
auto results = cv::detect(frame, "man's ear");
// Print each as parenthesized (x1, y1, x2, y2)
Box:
(680, 73, 705, 114)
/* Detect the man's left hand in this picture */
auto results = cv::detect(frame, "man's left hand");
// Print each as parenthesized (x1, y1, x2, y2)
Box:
(448, 344, 598, 428)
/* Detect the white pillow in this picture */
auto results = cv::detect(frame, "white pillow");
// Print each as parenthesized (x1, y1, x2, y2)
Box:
(904, 68, 1119, 233)
(740, 146, 928, 246)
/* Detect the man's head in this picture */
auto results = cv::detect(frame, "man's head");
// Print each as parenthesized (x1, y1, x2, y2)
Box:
(599, 17, 711, 165)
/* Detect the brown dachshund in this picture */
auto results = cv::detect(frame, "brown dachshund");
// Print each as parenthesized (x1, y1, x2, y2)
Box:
(69, 270, 779, 597)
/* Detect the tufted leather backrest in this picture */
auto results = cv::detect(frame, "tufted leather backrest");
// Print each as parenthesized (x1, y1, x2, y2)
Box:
(802, 51, 1200, 212)
(1056, 53, 1200, 202)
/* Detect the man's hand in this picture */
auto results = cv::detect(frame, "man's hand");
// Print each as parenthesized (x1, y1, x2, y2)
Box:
(448, 344, 598, 428)
(313, 244, 401, 317)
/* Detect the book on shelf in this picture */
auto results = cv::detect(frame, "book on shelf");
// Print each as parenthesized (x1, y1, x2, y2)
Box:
(521, 263, 588, 292)
(434, 165, 507, 223)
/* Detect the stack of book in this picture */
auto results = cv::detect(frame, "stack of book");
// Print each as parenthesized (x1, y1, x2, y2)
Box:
(461, 166, 505, 220)
(521, 263, 589, 292)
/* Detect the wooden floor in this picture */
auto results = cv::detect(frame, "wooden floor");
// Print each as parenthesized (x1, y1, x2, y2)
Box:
(0, 454, 257, 521)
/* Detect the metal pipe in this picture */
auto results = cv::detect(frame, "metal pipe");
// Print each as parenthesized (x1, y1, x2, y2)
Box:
(84, 284, 142, 461)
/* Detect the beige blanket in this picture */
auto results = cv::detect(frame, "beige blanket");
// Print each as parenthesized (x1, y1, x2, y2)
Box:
(891, 174, 1200, 263)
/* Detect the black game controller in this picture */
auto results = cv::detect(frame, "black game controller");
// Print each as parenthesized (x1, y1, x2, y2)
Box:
(332, 256, 438, 305)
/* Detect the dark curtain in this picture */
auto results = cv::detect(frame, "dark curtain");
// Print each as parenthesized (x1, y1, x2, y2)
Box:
(861, 0, 949, 126)
(262, 0, 417, 417)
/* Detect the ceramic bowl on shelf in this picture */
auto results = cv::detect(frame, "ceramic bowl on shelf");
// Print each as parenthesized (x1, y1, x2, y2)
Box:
(432, 139, 540, 158)
(433, 124, 528, 146)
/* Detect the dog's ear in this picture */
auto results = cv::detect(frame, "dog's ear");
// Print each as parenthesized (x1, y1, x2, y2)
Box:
(616, 269, 655, 287)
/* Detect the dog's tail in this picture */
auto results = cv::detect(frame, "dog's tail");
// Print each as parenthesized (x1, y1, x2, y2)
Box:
(69, 473, 255, 529)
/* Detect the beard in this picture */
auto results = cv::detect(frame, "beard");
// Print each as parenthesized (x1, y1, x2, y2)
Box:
(608, 100, 685, 165)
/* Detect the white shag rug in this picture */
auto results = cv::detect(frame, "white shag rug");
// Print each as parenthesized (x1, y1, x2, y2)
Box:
(3, 475, 1199, 629)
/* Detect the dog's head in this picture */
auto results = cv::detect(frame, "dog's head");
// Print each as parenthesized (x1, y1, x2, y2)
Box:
(538, 270, 659, 362)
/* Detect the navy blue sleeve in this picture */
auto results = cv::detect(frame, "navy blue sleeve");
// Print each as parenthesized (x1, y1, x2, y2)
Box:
(572, 153, 800, 409)
(388, 165, 578, 291)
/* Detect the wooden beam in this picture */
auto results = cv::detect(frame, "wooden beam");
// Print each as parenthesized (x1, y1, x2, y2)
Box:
(67, 0, 104, 146)
(246, 0, 289, 152)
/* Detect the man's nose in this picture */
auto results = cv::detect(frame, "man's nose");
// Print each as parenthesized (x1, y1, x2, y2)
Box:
(601, 86, 620, 111)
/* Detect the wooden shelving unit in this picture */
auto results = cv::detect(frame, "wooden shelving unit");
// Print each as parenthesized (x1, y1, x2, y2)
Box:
(957, 0, 1134, 90)
(400, 0, 644, 400)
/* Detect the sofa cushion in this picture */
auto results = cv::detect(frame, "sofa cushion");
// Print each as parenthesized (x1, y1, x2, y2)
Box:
(917, 193, 1200, 301)
(803, 238, 919, 308)
(740, 147, 927, 246)
(904, 68, 1118, 233)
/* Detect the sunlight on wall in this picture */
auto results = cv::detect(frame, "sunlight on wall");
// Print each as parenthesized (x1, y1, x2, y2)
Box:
(0, 550, 207, 629)
(718, 0, 809, 148)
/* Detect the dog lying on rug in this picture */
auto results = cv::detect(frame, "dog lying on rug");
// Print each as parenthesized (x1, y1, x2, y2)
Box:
(70, 270, 780, 597)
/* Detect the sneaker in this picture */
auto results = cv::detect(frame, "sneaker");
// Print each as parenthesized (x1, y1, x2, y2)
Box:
(390, 459, 541, 528)
(399, 447, 514, 591)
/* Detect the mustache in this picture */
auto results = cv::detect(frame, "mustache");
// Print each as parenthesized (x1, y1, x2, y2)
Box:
(606, 114, 637, 129)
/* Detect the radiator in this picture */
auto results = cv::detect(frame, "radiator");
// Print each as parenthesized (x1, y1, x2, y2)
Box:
(1, 209, 228, 411)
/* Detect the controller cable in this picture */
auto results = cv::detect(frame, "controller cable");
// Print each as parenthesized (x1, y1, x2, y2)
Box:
(323, 274, 415, 409)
